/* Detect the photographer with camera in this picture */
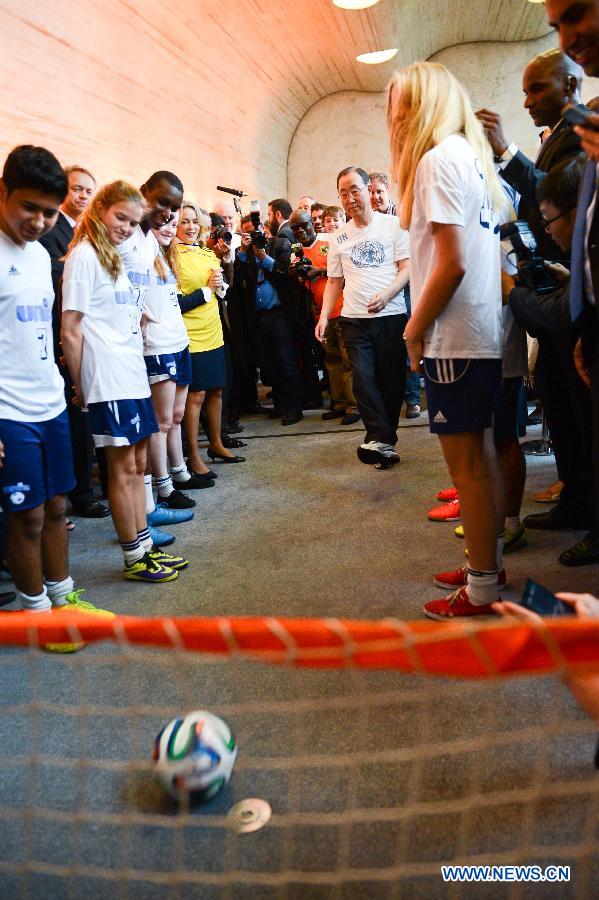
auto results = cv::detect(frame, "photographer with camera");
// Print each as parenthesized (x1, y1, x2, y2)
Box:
(503, 155, 597, 565)
(235, 213, 304, 426)
(289, 209, 358, 425)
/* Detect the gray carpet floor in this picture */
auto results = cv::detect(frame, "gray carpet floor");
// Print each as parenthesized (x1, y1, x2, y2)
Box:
(0, 409, 597, 899)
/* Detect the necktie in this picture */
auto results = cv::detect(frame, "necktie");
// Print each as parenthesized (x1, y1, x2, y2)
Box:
(569, 159, 597, 323)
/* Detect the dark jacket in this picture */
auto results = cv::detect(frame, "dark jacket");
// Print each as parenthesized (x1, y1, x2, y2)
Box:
(501, 120, 582, 262)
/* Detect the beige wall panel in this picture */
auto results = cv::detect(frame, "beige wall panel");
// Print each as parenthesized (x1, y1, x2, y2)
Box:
(0, 0, 552, 213)
(288, 32, 599, 205)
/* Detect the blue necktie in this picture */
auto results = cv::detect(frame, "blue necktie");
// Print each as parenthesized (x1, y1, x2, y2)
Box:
(570, 159, 597, 323)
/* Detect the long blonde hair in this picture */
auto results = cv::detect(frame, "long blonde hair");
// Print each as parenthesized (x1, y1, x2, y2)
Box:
(68, 180, 144, 280)
(387, 62, 508, 230)
(177, 201, 211, 248)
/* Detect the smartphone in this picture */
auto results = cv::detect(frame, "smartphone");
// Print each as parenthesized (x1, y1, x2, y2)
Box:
(562, 102, 599, 131)
(520, 578, 575, 617)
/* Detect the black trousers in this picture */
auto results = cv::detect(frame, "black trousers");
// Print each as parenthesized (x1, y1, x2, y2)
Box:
(257, 309, 303, 413)
(340, 314, 407, 445)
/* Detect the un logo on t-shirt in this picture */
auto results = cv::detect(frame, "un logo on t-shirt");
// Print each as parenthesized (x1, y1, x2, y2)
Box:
(350, 240, 385, 268)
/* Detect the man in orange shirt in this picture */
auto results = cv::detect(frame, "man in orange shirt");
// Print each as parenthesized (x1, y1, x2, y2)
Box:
(289, 209, 359, 424)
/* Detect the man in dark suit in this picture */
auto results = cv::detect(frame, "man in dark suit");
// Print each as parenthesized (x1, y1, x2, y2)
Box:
(545, 0, 599, 565)
(477, 48, 583, 260)
(477, 50, 589, 538)
(39, 165, 109, 519)
(267, 198, 322, 415)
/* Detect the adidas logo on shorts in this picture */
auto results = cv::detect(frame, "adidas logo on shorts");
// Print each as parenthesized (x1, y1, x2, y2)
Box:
(434, 410, 448, 424)
(8, 265, 20, 276)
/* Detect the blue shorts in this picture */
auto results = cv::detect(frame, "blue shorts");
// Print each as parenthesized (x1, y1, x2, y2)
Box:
(0, 408, 75, 512)
(145, 347, 192, 386)
(493, 376, 524, 443)
(87, 398, 158, 448)
(423, 358, 502, 435)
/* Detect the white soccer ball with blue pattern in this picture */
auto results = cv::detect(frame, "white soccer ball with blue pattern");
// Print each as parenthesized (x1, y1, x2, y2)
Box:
(153, 710, 238, 801)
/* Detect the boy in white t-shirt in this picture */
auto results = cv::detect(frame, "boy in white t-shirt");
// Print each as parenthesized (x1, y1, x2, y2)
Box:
(0, 145, 111, 638)
(316, 167, 410, 468)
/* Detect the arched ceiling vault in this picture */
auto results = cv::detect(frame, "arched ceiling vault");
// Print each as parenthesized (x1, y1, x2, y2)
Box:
(0, 0, 552, 202)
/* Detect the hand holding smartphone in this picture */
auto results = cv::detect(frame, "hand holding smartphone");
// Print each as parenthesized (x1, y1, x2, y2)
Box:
(520, 579, 575, 617)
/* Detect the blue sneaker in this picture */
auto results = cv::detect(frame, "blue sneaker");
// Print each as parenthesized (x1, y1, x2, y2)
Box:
(147, 506, 194, 527)
(148, 525, 176, 547)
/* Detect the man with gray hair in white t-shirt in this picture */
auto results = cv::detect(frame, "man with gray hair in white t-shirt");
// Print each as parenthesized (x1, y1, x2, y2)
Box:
(316, 166, 410, 468)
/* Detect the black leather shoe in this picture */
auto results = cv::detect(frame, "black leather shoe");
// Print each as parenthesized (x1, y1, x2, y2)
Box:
(71, 499, 110, 518)
(559, 533, 599, 566)
(341, 412, 361, 425)
(321, 409, 344, 420)
(178, 472, 215, 488)
(222, 435, 247, 449)
(281, 411, 304, 426)
(523, 505, 590, 531)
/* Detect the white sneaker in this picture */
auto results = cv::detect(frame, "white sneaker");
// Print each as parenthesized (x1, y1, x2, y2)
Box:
(357, 441, 400, 466)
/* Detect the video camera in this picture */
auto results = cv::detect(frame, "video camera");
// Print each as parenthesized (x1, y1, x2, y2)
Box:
(248, 204, 268, 250)
(499, 221, 557, 295)
(289, 242, 312, 280)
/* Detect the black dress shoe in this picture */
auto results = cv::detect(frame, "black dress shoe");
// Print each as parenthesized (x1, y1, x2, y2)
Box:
(221, 435, 247, 449)
(559, 533, 599, 566)
(523, 506, 590, 531)
(282, 411, 304, 426)
(321, 409, 344, 420)
(178, 472, 215, 488)
(341, 412, 361, 425)
(71, 499, 110, 518)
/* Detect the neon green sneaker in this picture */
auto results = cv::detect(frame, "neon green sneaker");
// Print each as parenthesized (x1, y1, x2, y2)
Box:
(124, 552, 179, 583)
(44, 590, 115, 654)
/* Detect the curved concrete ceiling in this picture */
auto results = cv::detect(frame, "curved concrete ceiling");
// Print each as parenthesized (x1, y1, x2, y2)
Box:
(0, 0, 553, 204)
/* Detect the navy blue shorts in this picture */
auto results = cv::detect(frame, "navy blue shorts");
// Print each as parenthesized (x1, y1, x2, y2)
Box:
(87, 397, 158, 448)
(145, 347, 192, 386)
(493, 376, 524, 443)
(423, 358, 502, 434)
(0, 408, 75, 512)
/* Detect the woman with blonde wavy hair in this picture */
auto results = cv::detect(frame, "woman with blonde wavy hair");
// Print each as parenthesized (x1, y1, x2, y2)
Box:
(61, 180, 182, 585)
(388, 61, 508, 621)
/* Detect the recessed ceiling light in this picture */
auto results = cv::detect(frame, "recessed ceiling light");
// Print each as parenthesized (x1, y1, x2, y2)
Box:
(333, 0, 381, 9)
(356, 48, 398, 64)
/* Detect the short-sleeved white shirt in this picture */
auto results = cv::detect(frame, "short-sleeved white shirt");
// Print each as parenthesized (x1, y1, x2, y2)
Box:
(62, 240, 150, 404)
(119, 225, 160, 309)
(143, 265, 189, 356)
(0, 230, 65, 422)
(409, 134, 503, 359)
(326, 211, 410, 317)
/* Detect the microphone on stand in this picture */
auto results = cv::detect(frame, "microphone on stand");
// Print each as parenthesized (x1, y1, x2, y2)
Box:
(216, 185, 247, 198)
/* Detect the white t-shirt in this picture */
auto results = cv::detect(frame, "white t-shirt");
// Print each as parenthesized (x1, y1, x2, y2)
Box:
(0, 230, 65, 422)
(143, 264, 189, 356)
(62, 240, 150, 404)
(119, 225, 160, 309)
(409, 134, 503, 359)
(326, 211, 410, 317)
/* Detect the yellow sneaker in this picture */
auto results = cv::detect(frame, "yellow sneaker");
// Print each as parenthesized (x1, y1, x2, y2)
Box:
(43, 590, 115, 654)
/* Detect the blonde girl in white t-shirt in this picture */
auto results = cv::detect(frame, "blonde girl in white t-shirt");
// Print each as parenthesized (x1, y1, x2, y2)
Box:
(61, 181, 185, 584)
(388, 61, 509, 621)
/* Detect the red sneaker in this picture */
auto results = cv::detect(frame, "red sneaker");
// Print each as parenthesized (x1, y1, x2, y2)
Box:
(423, 586, 498, 620)
(436, 487, 459, 502)
(433, 564, 507, 591)
(428, 499, 461, 522)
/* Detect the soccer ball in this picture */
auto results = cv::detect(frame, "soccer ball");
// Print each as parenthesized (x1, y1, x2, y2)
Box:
(153, 710, 238, 802)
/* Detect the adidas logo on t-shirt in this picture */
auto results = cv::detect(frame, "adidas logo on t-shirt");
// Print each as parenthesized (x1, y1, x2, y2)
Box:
(8, 265, 20, 276)
(434, 410, 448, 424)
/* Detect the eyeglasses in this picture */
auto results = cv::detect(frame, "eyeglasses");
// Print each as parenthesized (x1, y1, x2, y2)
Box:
(541, 207, 575, 231)
(338, 185, 367, 201)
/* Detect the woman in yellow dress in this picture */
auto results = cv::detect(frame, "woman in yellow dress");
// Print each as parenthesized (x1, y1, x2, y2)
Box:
(175, 202, 245, 471)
